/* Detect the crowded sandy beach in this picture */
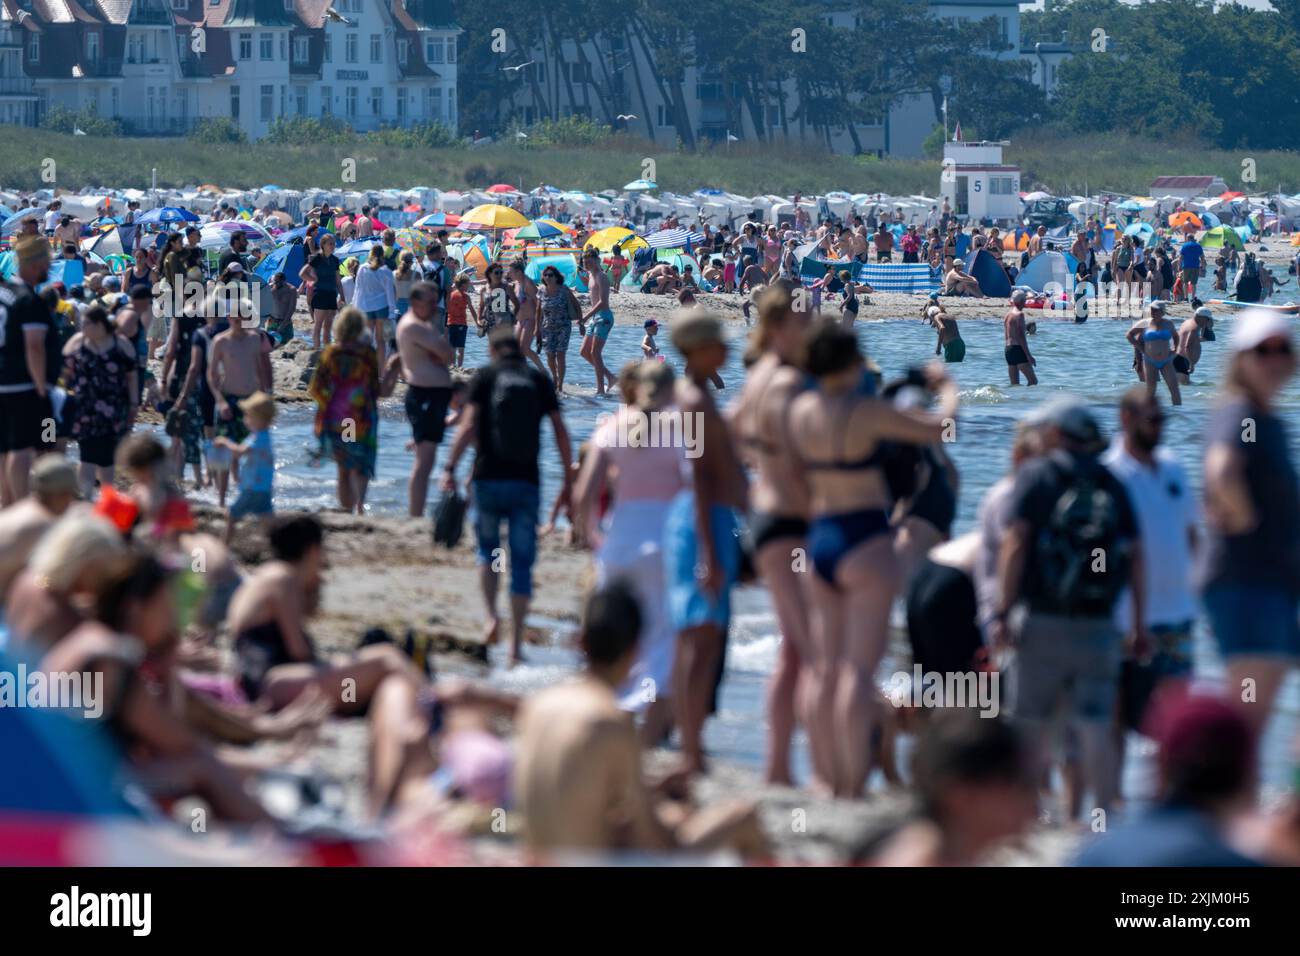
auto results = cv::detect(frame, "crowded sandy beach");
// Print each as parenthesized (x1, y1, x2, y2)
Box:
(3, 170, 1300, 875)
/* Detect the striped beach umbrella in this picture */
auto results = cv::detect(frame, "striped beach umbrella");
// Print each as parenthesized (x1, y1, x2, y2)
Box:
(644, 227, 705, 249)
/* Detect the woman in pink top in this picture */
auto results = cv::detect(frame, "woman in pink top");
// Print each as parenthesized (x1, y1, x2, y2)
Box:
(763, 226, 781, 278)
(574, 361, 686, 744)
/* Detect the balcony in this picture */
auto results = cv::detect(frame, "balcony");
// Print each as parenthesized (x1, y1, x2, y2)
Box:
(178, 57, 208, 78)
(0, 77, 36, 96)
(79, 57, 124, 78)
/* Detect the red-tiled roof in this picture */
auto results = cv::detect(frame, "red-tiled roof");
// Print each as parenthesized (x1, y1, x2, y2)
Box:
(1150, 176, 1219, 189)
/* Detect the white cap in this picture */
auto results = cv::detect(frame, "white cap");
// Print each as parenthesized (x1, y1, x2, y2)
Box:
(1230, 308, 1293, 353)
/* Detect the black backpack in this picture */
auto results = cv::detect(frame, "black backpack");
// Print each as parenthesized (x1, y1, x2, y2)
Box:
(1034, 458, 1129, 615)
(488, 363, 541, 467)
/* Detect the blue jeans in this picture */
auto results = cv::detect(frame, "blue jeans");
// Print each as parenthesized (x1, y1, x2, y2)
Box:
(473, 480, 541, 597)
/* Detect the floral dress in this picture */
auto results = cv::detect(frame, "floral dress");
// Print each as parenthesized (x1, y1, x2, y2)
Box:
(66, 336, 135, 444)
(308, 342, 380, 478)
(538, 289, 571, 356)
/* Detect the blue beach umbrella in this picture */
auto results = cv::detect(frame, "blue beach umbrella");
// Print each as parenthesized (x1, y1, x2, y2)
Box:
(136, 206, 199, 225)
(1123, 222, 1154, 238)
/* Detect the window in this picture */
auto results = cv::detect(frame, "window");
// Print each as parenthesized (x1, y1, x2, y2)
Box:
(446, 39, 455, 64)
(279, 84, 286, 118)
(239, 33, 252, 60)
(1049, 65, 1058, 86)
(295, 85, 307, 114)
(323, 35, 332, 63)
(128, 33, 142, 63)
(230, 84, 240, 119)
(426, 87, 441, 121)
(345, 86, 357, 118)
(656, 104, 671, 128)
(260, 84, 273, 121)
(369, 34, 381, 63)
(989, 177, 1015, 196)
(567, 62, 591, 84)
(320, 85, 332, 115)
(284, 0, 293, 9)
(111, 87, 119, 117)
(396, 39, 407, 66)
(765, 105, 779, 127)
(446, 87, 454, 123)
(427, 38, 443, 64)
(260, 33, 273, 61)
(294, 37, 309, 63)
(345, 33, 357, 64)
(370, 86, 383, 116)
(396, 87, 406, 119)
(279, 33, 287, 62)
(28, 34, 39, 63)
(86, 32, 99, 62)
(172, 0, 185, 8)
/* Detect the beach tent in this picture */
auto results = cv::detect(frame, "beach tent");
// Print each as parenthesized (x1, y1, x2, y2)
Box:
(525, 254, 588, 293)
(254, 242, 307, 288)
(654, 250, 714, 291)
(1201, 226, 1245, 250)
(966, 248, 1012, 298)
(1016, 250, 1079, 293)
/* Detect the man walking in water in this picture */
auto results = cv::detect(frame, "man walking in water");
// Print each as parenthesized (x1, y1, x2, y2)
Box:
(396, 282, 454, 517)
(664, 311, 748, 775)
(1174, 305, 1214, 385)
(579, 249, 615, 396)
(1004, 291, 1037, 385)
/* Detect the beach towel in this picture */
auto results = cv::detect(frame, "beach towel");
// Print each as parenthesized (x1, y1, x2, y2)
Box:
(854, 262, 941, 295)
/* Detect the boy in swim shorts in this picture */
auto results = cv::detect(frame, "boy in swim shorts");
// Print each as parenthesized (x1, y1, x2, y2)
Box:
(580, 250, 615, 396)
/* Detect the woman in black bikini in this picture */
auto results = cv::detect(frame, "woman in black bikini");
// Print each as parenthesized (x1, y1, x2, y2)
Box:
(788, 322, 959, 798)
(731, 285, 821, 788)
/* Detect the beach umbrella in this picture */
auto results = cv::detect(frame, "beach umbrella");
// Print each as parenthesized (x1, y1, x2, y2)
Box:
(391, 227, 427, 253)
(585, 226, 646, 254)
(514, 221, 565, 241)
(337, 236, 383, 257)
(534, 217, 576, 235)
(1201, 226, 1245, 250)
(446, 241, 490, 278)
(1169, 211, 1203, 230)
(0, 206, 42, 235)
(136, 206, 199, 225)
(1220, 190, 1245, 200)
(623, 179, 658, 192)
(414, 212, 461, 230)
(1200, 211, 1222, 228)
(461, 204, 529, 230)
(201, 220, 274, 244)
(1117, 199, 1143, 212)
(1123, 222, 1154, 238)
(485, 184, 518, 194)
(1022, 191, 1052, 202)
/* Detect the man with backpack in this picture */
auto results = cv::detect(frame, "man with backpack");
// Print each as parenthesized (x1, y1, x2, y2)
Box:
(991, 396, 1146, 816)
(441, 326, 574, 665)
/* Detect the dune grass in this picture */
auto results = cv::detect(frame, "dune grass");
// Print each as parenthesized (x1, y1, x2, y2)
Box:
(2, 126, 1298, 197)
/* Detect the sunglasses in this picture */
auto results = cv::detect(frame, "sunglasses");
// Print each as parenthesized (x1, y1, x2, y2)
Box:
(1251, 341, 1293, 358)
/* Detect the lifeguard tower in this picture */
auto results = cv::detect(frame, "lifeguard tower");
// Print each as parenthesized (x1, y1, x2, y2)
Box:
(940, 141, 1021, 225)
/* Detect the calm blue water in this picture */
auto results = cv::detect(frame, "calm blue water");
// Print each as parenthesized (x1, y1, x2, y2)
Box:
(172, 306, 1300, 798)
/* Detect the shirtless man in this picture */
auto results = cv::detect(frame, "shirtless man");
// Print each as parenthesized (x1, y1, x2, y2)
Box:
(0, 456, 78, 604)
(508, 259, 547, 374)
(579, 249, 615, 397)
(514, 580, 766, 857)
(928, 304, 966, 363)
(1174, 306, 1214, 384)
(396, 282, 454, 518)
(738, 256, 768, 294)
(943, 259, 984, 298)
(208, 302, 272, 507)
(1027, 225, 1047, 259)
(666, 311, 748, 774)
(1003, 291, 1037, 385)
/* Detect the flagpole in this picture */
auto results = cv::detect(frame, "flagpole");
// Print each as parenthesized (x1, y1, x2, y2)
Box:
(942, 97, 948, 143)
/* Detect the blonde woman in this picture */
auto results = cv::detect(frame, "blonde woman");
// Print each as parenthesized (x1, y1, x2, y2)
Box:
(307, 307, 400, 513)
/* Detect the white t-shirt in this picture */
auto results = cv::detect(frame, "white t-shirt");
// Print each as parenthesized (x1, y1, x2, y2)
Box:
(1101, 439, 1197, 627)
(43, 210, 60, 232)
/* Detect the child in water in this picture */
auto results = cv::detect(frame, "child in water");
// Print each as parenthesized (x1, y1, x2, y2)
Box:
(642, 319, 661, 360)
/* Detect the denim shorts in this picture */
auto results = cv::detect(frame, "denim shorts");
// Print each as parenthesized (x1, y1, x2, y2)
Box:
(473, 480, 541, 597)
(1203, 583, 1300, 660)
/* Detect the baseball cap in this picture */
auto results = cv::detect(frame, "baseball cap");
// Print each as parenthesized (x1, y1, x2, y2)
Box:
(1230, 308, 1293, 353)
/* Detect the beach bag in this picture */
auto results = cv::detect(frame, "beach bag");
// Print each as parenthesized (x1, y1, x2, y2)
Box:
(488, 364, 541, 467)
(1034, 459, 1129, 615)
(432, 489, 467, 548)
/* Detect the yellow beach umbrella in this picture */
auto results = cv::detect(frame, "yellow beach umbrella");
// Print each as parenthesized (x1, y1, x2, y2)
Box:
(461, 204, 530, 230)
(584, 226, 646, 254)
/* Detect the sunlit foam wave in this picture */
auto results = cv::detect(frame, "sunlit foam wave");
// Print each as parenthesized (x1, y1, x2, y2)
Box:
(957, 384, 1006, 404)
